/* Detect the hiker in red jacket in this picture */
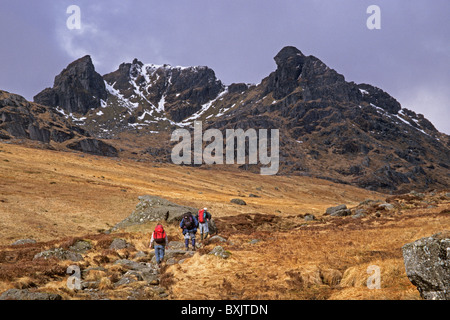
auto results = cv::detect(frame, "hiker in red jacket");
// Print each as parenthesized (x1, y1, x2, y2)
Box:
(150, 223, 168, 265)
(197, 207, 212, 241)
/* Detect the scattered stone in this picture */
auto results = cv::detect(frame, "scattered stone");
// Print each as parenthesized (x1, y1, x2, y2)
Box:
(134, 251, 147, 259)
(69, 239, 92, 253)
(208, 235, 228, 243)
(209, 246, 231, 259)
(33, 248, 83, 262)
(249, 239, 261, 245)
(114, 274, 138, 288)
(168, 241, 185, 250)
(378, 203, 395, 211)
(352, 209, 367, 219)
(326, 204, 351, 217)
(325, 204, 347, 215)
(164, 249, 194, 260)
(402, 231, 450, 300)
(358, 199, 382, 206)
(114, 259, 145, 270)
(11, 239, 36, 246)
(0, 289, 62, 300)
(109, 238, 132, 250)
(409, 190, 425, 199)
(304, 214, 316, 221)
(249, 194, 260, 198)
(231, 198, 246, 206)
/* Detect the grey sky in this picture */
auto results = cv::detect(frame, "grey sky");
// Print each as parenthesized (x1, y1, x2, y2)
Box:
(1, 0, 449, 133)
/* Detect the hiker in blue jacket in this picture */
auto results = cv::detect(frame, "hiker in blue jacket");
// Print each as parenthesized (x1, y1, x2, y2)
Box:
(180, 212, 198, 251)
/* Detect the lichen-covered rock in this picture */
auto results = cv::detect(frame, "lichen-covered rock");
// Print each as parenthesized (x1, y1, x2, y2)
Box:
(0, 289, 62, 300)
(230, 198, 246, 206)
(33, 247, 83, 262)
(109, 238, 132, 250)
(208, 246, 231, 259)
(11, 239, 36, 246)
(402, 231, 450, 300)
(111, 195, 197, 231)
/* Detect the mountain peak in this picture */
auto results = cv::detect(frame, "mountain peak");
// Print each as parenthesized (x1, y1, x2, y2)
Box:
(34, 55, 107, 114)
(65, 55, 93, 69)
(274, 46, 305, 66)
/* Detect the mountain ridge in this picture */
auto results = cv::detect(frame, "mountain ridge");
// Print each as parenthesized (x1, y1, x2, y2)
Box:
(14, 46, 450, 192)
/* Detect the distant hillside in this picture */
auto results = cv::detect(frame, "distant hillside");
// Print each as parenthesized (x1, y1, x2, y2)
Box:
(0, 90, 117, 157)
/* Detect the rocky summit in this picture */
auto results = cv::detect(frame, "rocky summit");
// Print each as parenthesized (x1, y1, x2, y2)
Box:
(34, 55, 107, 115)
(20, 46, 450, 192)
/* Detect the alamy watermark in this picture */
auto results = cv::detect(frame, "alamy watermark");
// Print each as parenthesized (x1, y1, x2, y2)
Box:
(170, 121, 279, 175)
(366, 265, 381, 289)
(66, 5, 81, 30)
(367, 5, 381, 30)
(66, 265, 81, 290)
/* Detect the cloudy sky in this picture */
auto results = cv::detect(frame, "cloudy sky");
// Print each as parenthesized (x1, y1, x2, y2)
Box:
(1, 0, 449, 133)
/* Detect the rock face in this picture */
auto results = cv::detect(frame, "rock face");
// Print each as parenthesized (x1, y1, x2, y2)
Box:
(402, 231, 450, 300)
(206, 46, 450, 193)
(66, 137, 118, 157)
(0, 90, 118, 157)
(1, 90, 80, 143)
(111, 195, 197, 231)
(102, 59, 225, 123)
(34, 55, 107, 115)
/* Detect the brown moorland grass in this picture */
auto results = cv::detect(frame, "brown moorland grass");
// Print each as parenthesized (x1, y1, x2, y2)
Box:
(0, 141, 383, 245)
(166, 206, 449, 300)
(0, 142, 449, 300)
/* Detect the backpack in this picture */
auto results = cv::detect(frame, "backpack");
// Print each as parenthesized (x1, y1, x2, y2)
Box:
(183, 213, 194, 229)
(153, 225, 166, 244)
(198, 209, 205, 223)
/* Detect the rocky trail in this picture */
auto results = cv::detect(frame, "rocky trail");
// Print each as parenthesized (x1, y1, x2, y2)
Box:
(0, 190, 448, 300)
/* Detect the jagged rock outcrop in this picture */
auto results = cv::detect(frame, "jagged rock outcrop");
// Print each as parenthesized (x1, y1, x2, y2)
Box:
(205, 46, 450, 193)
(103, 59, 224, 123)
(66, 137, 118, 157)
(402, 231, 450, 300)
(34, 55, 107, 115)
(1, 90, 79, 143)
(111, 195, 197, 231)
(0, 90, 117, 157)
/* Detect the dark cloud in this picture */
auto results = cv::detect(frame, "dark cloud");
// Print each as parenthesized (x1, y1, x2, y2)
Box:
(1, 0, 449, 133)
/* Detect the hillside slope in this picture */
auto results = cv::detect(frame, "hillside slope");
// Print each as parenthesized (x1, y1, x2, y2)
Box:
(0, 143, 448, 300)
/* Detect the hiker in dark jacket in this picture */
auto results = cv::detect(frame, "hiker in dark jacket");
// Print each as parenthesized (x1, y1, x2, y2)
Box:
(180, 212, 198, 251)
